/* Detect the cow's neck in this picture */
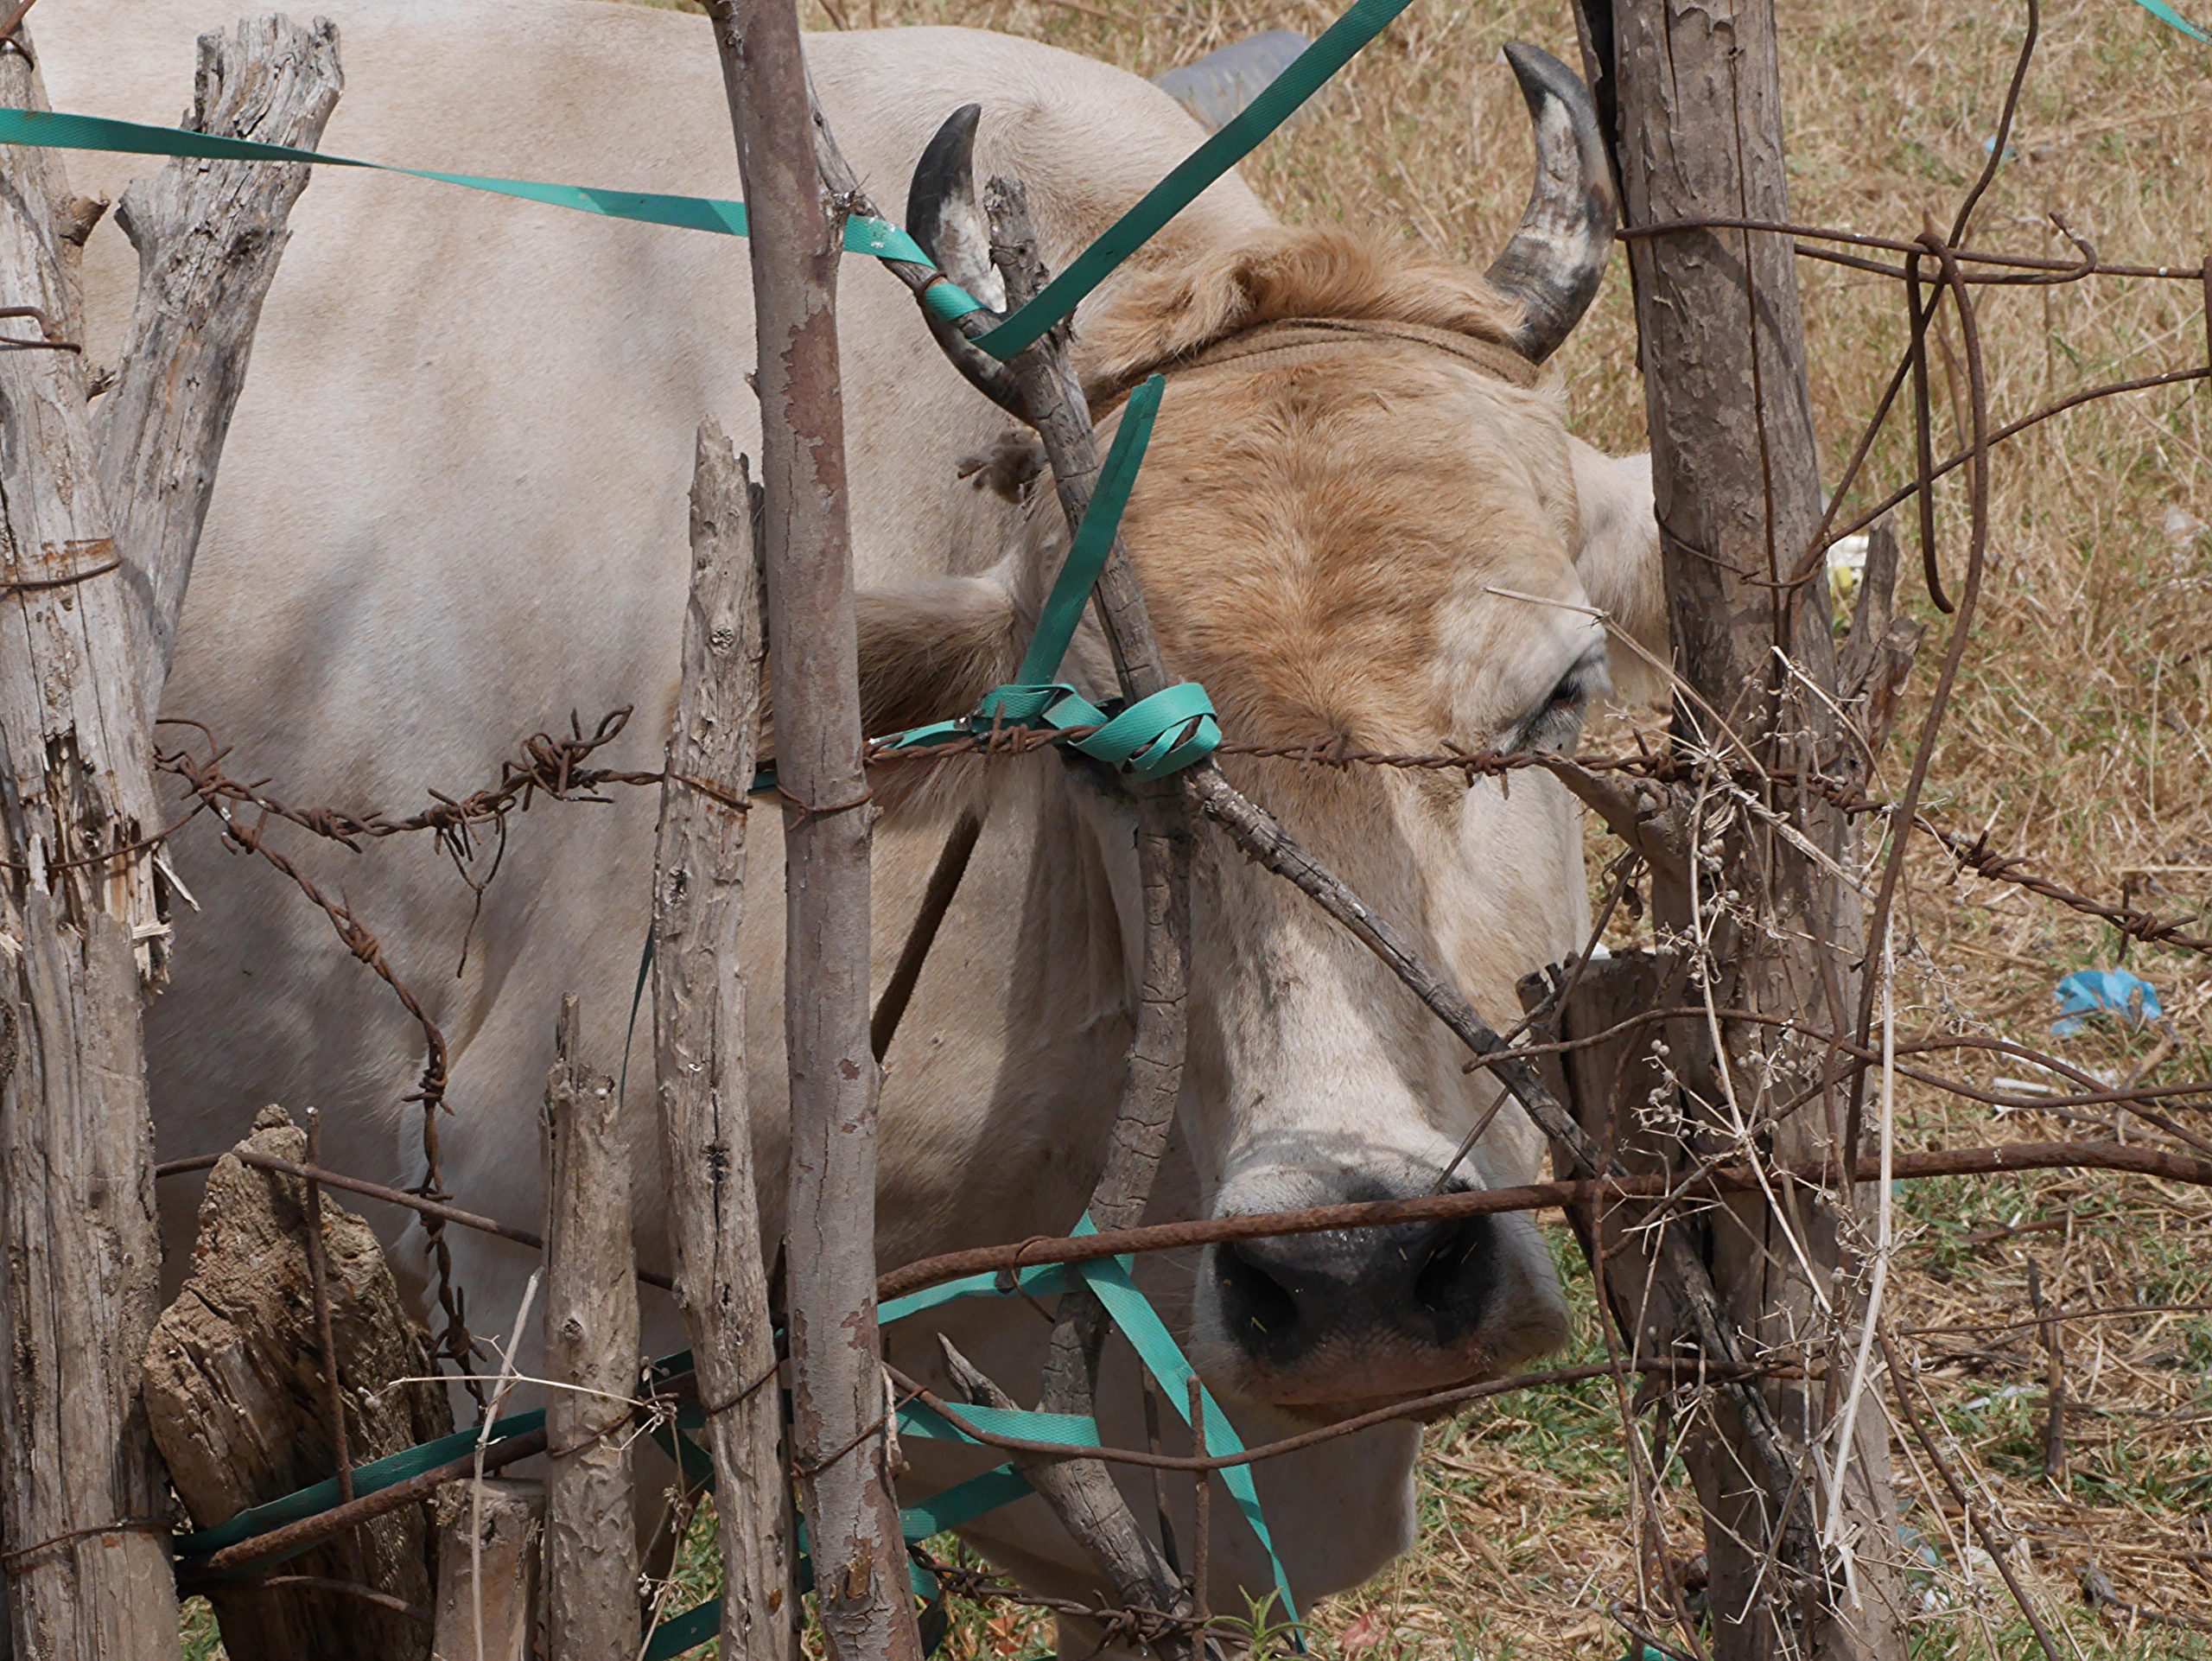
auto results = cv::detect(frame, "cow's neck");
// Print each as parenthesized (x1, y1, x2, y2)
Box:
(863, 750, 1147, 1268)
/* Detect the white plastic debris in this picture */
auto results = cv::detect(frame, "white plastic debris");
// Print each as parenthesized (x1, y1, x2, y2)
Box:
(1827, 532, 1870, 614)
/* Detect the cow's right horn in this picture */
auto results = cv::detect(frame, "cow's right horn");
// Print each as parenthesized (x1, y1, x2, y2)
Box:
(1484, 43, 1617, 365)
(906, 104, 1009, 314)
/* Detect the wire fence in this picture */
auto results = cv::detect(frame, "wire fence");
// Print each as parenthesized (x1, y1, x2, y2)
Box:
(134, 0, 2212, 1651)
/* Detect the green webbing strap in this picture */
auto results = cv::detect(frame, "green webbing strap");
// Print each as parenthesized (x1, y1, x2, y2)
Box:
(2130, 0, 2209, 40)
(886, 377, 1222, 781)
(879, 1259, 1078, 1326)
(4, 0, 1412, 355)
(174, 1409, 544, 1561)
(973, 0, 1418, 357)
(1066, 1219, 1302, 1632)
(643, 1600, 722, 1661)
(899, 1398, 1102, 1448)
(0, 108, 987, 324)
(1016, 375, 1163, 685)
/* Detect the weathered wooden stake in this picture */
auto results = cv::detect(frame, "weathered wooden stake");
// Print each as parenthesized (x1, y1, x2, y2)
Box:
(429, 1480, 542, 1661)
(145, 1106, 450, 1661)
(93, 14, 342, 714)
(0, 19, 338, 1659)
(651, 424, 792, 1661)
(705, 6, 918, 1658)
(542, 998, 640, 1661)
(1573, 0, 1910, 1653)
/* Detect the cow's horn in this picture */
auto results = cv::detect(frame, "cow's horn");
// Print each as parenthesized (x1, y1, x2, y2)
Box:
(906, 104, 1009, 314)
(1484, 43, 1617, 365)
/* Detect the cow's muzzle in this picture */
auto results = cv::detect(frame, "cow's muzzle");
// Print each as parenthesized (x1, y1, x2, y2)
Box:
(1198, 1175, 1568, 1410)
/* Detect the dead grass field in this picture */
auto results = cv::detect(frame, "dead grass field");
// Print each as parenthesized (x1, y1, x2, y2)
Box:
(173, 0, 2209, 1653)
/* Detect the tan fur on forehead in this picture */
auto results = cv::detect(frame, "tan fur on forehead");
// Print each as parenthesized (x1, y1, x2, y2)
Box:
(1078, 226, 1529, 393)
(1110, 340, 1582, 754)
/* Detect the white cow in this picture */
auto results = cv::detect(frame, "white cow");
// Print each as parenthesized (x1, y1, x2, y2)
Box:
(50, 0, 1660, 1629)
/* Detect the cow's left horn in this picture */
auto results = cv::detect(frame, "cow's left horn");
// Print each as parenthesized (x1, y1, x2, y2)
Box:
(1484, 43, 1617, 364)
(906, 104, 1009, 314)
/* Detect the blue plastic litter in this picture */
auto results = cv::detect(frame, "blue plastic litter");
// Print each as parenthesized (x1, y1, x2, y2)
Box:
(2052, 968, 2163, 1036)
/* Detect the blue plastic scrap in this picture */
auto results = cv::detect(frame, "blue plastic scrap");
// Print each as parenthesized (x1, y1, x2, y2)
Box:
(2051, 968, 2163, 1036)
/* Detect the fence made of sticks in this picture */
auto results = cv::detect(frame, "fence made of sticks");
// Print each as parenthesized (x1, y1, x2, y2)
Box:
(0, 1, 2207, 1660)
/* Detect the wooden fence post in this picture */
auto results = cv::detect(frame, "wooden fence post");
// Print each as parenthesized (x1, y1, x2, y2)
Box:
(0, 19, 337, 1659)
(144, 1106, 451, 1661)
(542, 998, 640, 1661)
(429, 1480, 542, 1661)
(702, 9, 918, 1659)
(651, 425, 793, 1661)
(1571, 2, 1910, 1655)
(93, 14, 342, 714)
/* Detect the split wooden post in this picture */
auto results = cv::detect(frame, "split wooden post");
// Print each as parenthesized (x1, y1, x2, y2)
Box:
(651, 424, 793, 1660)
(144, 1106, 452, 1661)
(93, 14, 343, 713)
(0, 16, 336, 1661)
(0, 19, 340, 1658)
(1572, 1, 1910, 1654)
(429, 1480, 542, 1661)
(542, 998, 641, 1661)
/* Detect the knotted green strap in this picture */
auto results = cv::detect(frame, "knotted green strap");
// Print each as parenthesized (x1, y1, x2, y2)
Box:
(887, 375, 1222, 781)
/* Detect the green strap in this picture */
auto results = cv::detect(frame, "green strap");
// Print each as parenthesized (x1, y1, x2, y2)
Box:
(0, 107, 988, 318)
(174, 1409, 545, 1561)
(879, 1259, 1079, 1326)
(899, 1398, 1102, 1448)
(974, 0, 1416, 357)
(2129, 0, 2209, 39)
(3, 0, 1414, 358)
(883, 376, 1222, 780)
(1016, 376, 1164, 684)
(1067, 1219, 1301, 1630)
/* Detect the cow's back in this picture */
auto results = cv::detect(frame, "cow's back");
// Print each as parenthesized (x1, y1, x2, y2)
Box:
(40, 0, 1268, 1236)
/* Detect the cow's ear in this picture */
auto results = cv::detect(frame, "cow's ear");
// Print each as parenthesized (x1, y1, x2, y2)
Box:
(854, 574, 1025, 738)
(1568, 440, 1669, 708)
(756, 576, 1021, 767)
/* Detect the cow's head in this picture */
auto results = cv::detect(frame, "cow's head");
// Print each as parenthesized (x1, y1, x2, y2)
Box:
(889, 46, 1660, 1416)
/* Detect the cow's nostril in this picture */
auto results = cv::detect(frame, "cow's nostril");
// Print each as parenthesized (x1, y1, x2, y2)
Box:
(1215, 1238, 1300, 1348)
(1411, 1216, 1497, 1323)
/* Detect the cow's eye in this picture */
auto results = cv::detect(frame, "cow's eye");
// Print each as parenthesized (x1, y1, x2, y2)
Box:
(1517, 664, 1597, 754)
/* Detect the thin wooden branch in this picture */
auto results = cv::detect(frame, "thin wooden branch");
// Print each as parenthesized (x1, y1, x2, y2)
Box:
(977, 178, 1199, 1648)
(93, 14, 342, 717)
(543, 997, 640, 1661)
(652, 423, 793, 1661)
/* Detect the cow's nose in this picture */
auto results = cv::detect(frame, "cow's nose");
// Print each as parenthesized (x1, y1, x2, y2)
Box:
(1211, 1207, 1506, 1371)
